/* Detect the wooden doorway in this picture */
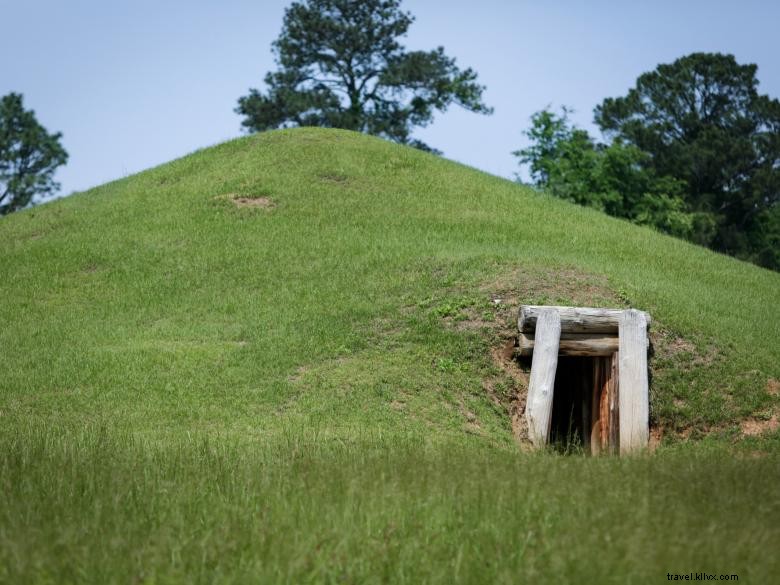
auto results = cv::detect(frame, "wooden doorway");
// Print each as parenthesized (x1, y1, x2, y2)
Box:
(520, 305, 649, 455)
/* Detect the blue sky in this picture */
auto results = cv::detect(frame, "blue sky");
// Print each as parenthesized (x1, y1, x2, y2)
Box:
(2, 0, 779, 196)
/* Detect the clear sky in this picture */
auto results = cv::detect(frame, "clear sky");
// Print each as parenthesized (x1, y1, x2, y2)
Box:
(3, 0, 779, 197)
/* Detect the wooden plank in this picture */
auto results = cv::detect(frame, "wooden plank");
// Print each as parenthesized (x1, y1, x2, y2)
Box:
(608, 352, 619, 455)
(586, 355, 619, 455)
(599, 356, 610, 452)
(518, 305, 651, 334)
(618, 310, 649, 454)
(518, 333, 620, 357)
(525, 309, 561, 447)
(590, 357, 602, 455)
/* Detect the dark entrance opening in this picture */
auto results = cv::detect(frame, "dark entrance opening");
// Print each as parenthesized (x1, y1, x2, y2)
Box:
(549, 355, 619, 454)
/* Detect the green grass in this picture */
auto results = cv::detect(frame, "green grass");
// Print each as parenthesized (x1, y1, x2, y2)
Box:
(1, 128, 779, 582)
(1, 423, 777, 584)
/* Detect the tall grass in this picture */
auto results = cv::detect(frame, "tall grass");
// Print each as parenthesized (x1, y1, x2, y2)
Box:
(1, 424, 777, 584)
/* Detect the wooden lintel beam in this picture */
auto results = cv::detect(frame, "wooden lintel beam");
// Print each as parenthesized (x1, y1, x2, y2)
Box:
(518, 305, 651, 334)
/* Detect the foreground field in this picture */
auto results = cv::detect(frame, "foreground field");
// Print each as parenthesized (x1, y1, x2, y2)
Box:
(1, 128, 778, 582)
(1, 424, 777, 584)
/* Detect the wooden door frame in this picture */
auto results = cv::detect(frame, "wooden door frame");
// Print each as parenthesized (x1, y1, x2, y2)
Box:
(521, 306, 650, 454)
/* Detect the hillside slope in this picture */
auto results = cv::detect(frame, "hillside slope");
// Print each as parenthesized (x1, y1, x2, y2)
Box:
(2, 128, 779, 583)
(2, 127, 778, 447)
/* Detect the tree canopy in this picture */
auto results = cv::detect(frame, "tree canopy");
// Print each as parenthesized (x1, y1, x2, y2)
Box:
(0, 93, 68, 216)
(595, 52, 780, 268)
(516, 53, 780, 270)
(514, 108, 696, 239)
(236, 0, 491, 151)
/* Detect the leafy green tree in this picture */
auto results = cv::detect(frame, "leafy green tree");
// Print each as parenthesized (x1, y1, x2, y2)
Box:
(0, 93, 68, 216)
(595, 52, 780, 268)
(514, 108, 696, 238)
(236, 0, 491, 151)
(515, 107, 574, 186)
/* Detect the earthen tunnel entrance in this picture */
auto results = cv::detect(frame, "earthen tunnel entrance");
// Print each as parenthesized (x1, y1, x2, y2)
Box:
(549, 356, 619, 454)
(518, 305, 650, 455)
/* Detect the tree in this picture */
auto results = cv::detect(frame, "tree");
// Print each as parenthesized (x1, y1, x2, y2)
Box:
(595, 52, 780, 268)
(0, 93, 68, 216)
(514, 108, 696, 239)
(236, 0, 491, 151)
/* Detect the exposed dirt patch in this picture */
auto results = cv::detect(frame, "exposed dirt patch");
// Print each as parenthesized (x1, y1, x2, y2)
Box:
(741, 415, 779, 437)
(454, 318, 492, 332)
(288, 356, 351, 384)
(649, 427, 663, 451)
(464, 421, 483, 435)
(232, 196, 275, 209)
(318, 172, 350, 185)
(767, 378, 780, 397)
(666, 336, 695, 354)
(214, 193, 276, 209)
(678, 427, 694, 440)
(489, 343, 531, 446)
(390, 400, 406, 411)
(496, 338, 516, 363)
(457, 400, 482, 435)
(288, 364, 311, 383)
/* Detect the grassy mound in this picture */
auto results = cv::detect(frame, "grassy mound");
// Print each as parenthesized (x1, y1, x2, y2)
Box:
(1, 128, 778, 582)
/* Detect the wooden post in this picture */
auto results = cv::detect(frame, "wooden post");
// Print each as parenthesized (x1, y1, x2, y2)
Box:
(618, 310, 649, 454)
(526, 309, 561, 447)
